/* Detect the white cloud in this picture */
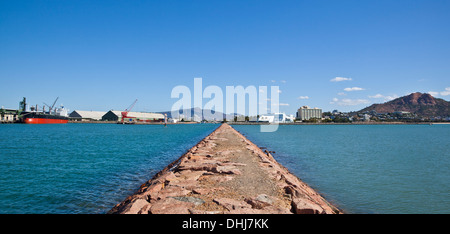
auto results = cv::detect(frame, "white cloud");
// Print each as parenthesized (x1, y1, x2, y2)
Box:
(368, 93, 398, 102)
(427, 87, 450, 97)
(344, 87, 365, 91)
(330, 98, 370, 106)
(297, 96, 309, 99)
(271, 80, 276, 83)
(428, 91, 439, 97)
(337, 92, 346, 96)
(441, 87, 450, 96)
(280, 80, 286, 83)
(384, 95, 399, 101)
(368, 94, 384, 98)
(331, 77, 352, 82)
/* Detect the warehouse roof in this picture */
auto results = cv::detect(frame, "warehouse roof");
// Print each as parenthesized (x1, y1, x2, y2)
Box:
(69, 110, 107, 120)
(106, 110, 164, 119)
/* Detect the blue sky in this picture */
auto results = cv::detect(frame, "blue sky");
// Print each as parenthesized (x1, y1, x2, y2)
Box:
(1, 0, 449, 114)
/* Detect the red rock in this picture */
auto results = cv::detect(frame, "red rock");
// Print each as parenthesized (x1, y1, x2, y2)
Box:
(192, 187, 225, 195)
(215, 165, 241, 175)
(245, 194, 275, 209)
(178, 161, 220, 172)
(149, 198, 195, 214)
(261, 205, 292, 214)
(188, 209, 223, 214)
(213, 198, 252, 211)
(291, 198, 324, 214)
(155, 185, 191, 200)
(119, 197, 150, 214)
(225, 208, 268, 214)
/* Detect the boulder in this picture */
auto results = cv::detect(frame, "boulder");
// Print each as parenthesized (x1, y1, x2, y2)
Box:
(291, 198, 325, 214)
(213, 197, 252, 211)
(149, 198, 195, 214)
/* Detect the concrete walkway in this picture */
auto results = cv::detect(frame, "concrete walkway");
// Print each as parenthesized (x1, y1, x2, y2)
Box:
(109, 124, 341, 214)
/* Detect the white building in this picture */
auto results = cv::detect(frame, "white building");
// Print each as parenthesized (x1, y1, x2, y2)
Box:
(297, 106, 322, 121)
(69, 110, 107, 121)
(258, 113, 295, 123)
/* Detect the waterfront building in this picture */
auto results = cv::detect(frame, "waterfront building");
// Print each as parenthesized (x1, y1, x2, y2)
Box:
(297, 106, 322, 121)
(0, 108, 19, 123)
(258, 113, 295, 123)
(69, 110, 107, 121)
(102, 110, 164, 122)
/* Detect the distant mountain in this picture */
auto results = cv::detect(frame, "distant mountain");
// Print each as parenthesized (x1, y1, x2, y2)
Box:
(358, 92, 450, 117)
(157, 107, 242, 121)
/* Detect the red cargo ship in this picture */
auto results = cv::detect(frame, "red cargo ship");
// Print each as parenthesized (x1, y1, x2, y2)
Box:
(22, 112, 69, 124)
(18, 97, 69, 124)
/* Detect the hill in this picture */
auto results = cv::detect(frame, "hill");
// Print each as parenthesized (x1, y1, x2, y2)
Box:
(358, 92, 450, 117)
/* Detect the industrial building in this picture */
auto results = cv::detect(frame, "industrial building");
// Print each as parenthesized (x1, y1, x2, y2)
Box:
(102, 110, 165, 123)
(0, 108, 19, 123)
(297, 106, 322, 121)
(258, 113, 295, 123)
(69, 110, 107, 121)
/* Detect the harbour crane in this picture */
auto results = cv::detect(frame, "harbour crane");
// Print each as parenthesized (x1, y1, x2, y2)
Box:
(43, 97, 59, 113)
(121, 99, 137, 123)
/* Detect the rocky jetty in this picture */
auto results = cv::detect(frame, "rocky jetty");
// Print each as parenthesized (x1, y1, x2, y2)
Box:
(109, 124, 341, 214)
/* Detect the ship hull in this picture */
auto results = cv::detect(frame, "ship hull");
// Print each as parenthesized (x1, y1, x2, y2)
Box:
(24, 118, 69, 124)
(21, 112, 69, 124)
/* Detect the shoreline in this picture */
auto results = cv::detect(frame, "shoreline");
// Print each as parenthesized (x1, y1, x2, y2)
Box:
(109, 123, 341, 214)
(67, 120, 199, 124)
(63, 121, 449, 125)
(229, 121, 446, 125)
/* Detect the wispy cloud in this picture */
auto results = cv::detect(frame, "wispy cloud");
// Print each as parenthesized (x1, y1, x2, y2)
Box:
(428, 87, 450, 97)
(368, 94, 398, 102)
(441, 87, 450, 96)
(330, 98, 370, 106)
(344, 87, 365, 91)
(337, 92, 346, 96)
(331, 77, 352, 82)
(368, 94, 384, 98)
(297, 96, 309, 99)
(428, 91, 439, 97)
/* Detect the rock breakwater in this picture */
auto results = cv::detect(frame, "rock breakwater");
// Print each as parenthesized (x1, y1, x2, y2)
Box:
(109, 123, 341, 214)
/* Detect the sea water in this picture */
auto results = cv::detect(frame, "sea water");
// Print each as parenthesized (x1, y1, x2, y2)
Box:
(1, 123, 448, 214)
(233, 124, 450, 214)
(0, 123, 217, 214)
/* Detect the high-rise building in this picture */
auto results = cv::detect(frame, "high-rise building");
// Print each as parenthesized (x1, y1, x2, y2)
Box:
(297, 106, 322, 121)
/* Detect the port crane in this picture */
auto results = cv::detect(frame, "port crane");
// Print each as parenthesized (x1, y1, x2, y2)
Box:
(121, 99, 137, 123)
(43, 97, 59, 113)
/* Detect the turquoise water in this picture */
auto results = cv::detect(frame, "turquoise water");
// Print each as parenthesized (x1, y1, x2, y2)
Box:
(0, 123, 218, 214)
(1, 123, 448, 214)
(233, 124, 450, 214)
